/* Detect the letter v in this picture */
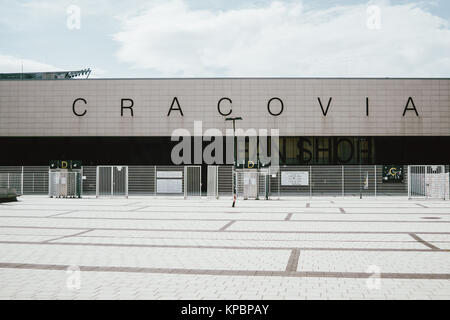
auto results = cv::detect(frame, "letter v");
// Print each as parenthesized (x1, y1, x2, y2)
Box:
(318, 97, 332, 116)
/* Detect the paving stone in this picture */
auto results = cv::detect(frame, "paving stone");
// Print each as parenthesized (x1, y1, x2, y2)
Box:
(0, 196, 449, 299)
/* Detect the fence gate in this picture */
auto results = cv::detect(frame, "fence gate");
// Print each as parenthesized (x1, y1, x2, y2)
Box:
(408, 165, 446, 200)
(49, 171, 82, 198)
(236, 170, 263, 200)
(207, 166, 218, 199)
(184, 166, 201, 198)
(96, 166, 128, 197)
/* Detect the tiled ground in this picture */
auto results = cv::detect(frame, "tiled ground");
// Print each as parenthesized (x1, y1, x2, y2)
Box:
(0, 196, 449, 300)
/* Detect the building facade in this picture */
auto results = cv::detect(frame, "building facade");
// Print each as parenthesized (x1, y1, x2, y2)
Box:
(1, 78, 449, 167)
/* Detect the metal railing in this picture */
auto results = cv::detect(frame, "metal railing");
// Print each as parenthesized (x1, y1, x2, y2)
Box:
(0, 165, 448, 199)
(0, 173, 23, 195)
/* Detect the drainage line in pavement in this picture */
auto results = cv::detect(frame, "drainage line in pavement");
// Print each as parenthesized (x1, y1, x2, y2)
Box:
(408, 233, 440, 250)
(0, 262, 448, 280)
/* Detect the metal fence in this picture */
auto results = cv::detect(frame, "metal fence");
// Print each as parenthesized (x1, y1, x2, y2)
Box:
(0, 166, 48, 195)
(96, 166, 129, 198)
(0, 173, 23, 195)
(0, 165, 448, 199)
(271, 165, 398, 198)
(408, 165, 447, 200)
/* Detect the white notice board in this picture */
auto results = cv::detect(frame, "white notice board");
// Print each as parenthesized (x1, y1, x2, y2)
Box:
(157, 171, 183, 178)
(281, 171, 309, 186)
(157, 179, 182, 193)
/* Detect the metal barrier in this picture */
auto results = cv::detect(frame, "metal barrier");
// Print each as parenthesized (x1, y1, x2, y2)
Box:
(96, 166, 128, 198)
(49, 170, 82, 198)
(408, 165, 446, 200)
(218, 166, 233, 197)
(228, 165, 448, 199)
(184, 166, 201, 198)
(156, 166, 184, 196)
(207, 166, 219, 199)
(0, 173, 22, 195)
(0, 165, 448, 199)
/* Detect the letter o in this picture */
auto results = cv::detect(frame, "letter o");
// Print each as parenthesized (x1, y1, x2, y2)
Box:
(336, 138, 354, 164)
(72, 98, 87, 117)
(217, 97, 232, 116)
(267, 97, 284, 116)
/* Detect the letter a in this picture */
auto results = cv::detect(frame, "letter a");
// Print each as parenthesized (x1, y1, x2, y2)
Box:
(167, 97, 184, 116)
(402, 97, 419, 116)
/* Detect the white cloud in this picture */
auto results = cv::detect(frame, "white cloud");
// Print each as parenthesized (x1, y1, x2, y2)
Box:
(113, 0, 450, 77)
(0, 54, 62, 73)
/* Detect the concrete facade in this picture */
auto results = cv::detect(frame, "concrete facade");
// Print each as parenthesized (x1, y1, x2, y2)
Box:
(0, 78, 449, 137)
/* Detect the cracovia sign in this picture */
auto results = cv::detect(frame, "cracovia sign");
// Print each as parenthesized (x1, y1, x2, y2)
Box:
(71, 96, 420, 117)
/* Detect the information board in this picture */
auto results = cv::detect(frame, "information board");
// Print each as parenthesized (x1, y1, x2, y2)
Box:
(156, 179, 182, 193)
(281, 171, 309, 186)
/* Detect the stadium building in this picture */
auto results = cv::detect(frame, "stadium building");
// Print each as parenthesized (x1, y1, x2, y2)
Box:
(0, 71, 449, 198)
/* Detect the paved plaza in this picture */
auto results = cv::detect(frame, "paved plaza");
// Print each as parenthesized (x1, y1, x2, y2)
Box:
(0, 196, 449, 299)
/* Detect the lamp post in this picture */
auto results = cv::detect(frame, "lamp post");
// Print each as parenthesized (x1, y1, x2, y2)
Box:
(225, 116, 243, 207)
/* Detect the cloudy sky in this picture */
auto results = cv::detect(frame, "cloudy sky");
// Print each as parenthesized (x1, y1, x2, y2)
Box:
(0, 0, 449, 78)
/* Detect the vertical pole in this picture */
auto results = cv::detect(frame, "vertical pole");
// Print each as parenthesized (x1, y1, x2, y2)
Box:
(342, 165, 344, 198)
(216, 166, 219, 199)
(96, 167, 99, 198)
(278, 169, 280, 200)
(374, 165, 377, 199)
(111, 166, 113, 196)
(21, 166, 24, 195)
(7, 173, 10, 189)
(309, 165, 312, 199)
(359, 138, 362, 199)
(154, 166, 157, 198)
(184, 166, 187, 199)
(126, 167, 128, 198)
(407, 166, 410, 199)
(232, 120, 237, 207)
(80, 169, 83, 198)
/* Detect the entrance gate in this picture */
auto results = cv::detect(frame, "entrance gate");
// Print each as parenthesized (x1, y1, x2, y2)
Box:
(184, 166, 201, 198)
(408, 165, 446, 200)
(235, 169, 270, 200)
(207, 166, 218, 199)
(96, 166, 128, 197)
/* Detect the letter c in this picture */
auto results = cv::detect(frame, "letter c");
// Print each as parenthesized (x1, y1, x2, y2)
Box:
(72, 98, 87, 117)
(218, 97, 232, 116)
